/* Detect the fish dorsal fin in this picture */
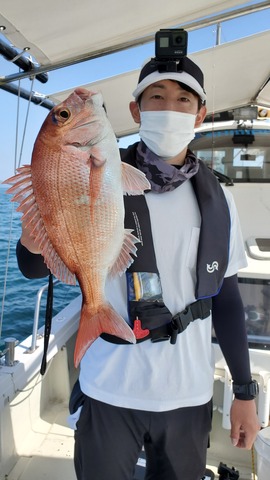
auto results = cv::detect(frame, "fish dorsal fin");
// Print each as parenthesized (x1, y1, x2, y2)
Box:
(122, 162, 150, 195)
(5, 166, 76, 286)
(109, 229, 139, 276)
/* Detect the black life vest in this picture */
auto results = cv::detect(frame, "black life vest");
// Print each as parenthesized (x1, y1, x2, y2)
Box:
(121, 143, 231, 299)
(101, 143, 231, 345)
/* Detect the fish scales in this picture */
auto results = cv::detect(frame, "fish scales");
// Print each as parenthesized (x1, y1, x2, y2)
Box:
(4, 87, 150, 366)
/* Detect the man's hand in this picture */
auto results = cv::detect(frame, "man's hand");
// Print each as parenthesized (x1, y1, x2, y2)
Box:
(230, 398, 260, 449)
(20, 219, 41, 254)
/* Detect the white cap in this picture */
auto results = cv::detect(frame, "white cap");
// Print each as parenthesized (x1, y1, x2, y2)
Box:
(132, 57, 206, 102)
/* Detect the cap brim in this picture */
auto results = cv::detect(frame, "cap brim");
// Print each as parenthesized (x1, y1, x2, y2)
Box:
(132, 71, 206, 102)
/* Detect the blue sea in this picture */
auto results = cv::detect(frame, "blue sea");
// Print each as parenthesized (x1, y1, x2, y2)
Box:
(0, 184, 80, 350)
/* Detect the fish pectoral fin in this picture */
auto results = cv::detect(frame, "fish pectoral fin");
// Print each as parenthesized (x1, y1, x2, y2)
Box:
(109, 229, 139, 276)
(121, 163, 151, 195)
(74, 303, 136, 367)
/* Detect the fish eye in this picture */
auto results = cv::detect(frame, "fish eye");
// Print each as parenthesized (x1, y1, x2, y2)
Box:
(52, 107, 72, 125)
(59, 108, 71, 119)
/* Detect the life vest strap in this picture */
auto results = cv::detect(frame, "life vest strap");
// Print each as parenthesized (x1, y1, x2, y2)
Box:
(101, 297, 212, 345)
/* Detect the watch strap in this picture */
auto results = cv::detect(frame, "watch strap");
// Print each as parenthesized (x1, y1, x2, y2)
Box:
(233, 379, 259, 400)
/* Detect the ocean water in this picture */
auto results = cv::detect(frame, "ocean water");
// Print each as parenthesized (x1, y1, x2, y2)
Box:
(0, 184, 80, 350)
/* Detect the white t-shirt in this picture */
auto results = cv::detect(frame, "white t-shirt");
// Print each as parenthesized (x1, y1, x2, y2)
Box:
(79, 180, 247, 412)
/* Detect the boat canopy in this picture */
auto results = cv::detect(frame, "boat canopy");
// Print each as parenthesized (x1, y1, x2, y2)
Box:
(49, 31, 270, 137)
(1, 1, 270, 137)
(0, 0, 254, 66)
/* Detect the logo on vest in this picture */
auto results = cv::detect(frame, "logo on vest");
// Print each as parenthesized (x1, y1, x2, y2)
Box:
(207, 261, 219, 273)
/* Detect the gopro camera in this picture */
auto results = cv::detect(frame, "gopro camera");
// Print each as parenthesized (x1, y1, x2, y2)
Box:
(155, 29, 188, 60)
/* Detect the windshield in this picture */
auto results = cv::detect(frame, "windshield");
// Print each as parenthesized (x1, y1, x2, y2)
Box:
(190, 128, 270, 182)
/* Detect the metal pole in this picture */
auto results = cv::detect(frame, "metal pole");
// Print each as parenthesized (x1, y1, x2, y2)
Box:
(0, 82, 54, 109)
(216, 23, 221, 46)
(0, 37, 48, 84)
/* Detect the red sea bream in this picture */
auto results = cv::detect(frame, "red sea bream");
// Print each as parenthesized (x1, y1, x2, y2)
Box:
(4, 88, 150, 367)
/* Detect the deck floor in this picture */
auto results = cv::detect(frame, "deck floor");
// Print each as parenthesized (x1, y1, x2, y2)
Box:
(7, 404, 256, 480)
(7, 405, 76, 480)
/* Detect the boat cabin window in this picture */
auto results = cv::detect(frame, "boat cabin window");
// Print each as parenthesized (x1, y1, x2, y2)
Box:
(212, 278, 270, 350)
(190, 129, 270, 182)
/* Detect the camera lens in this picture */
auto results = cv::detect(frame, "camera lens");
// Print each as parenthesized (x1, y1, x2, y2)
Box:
(175, 35, 183, 44)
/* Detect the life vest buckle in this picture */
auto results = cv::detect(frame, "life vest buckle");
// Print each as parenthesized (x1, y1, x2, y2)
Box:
(170, 306, 194, 345)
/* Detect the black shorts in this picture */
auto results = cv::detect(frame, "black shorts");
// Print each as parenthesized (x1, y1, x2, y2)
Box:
(71, 383, 212, 480)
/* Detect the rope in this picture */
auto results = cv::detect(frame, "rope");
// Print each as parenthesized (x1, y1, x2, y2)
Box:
(251, 445, 256, 480)
(1, 72, 54, 374)
(0, 207, 15, 343)
(17, 77, 35, 169)
(0, 71, 35, 343)
(207, 26, 219, 171)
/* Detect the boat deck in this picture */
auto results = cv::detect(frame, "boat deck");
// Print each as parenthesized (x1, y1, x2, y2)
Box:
(0, 299, 263, 480)
(7, 404, 76, 480)
(5, 400, 256, 480)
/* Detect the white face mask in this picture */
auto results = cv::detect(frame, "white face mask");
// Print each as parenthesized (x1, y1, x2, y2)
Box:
(139, 110, 196, 158)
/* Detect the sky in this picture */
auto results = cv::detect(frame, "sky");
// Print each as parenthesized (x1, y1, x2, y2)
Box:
(1, 4, 270, 182)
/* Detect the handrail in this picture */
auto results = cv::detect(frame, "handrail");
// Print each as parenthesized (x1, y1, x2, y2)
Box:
(28, 279, 59, 353)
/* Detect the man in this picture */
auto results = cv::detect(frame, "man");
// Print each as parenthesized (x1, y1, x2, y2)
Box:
(17, 55, 260, 480)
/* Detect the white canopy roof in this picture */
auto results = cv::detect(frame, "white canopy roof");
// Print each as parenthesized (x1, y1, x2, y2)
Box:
(1, 1, 269, 137)
(0, 0, 251, 66)
(49, 31, 270, 137)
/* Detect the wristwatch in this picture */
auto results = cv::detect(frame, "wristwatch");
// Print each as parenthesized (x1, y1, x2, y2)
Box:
(233, 379, 259, 400)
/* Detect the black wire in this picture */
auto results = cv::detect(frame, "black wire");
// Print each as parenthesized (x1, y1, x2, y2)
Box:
(40, 273, 54, 375)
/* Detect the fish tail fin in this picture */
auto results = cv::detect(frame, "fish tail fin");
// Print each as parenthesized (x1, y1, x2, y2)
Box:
(74, 303, 136, 367)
